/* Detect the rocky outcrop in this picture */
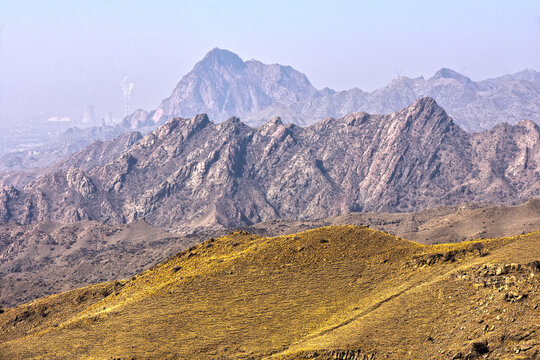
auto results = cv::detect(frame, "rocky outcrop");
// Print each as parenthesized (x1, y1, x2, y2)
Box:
(282, 349, 375, 359)
(53, 131, 142, 173)
(0, 98, 538, 233)
(65, 168, 96, 197)
(0, 186, 18, 223)
(122, 109, 150, 129)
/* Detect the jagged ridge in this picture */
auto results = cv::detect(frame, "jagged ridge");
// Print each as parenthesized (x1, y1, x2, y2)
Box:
(0, 98, 539, 232)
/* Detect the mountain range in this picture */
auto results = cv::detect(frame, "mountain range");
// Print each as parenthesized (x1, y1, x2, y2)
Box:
(141, 48, 540, 132)
(1, 97, 538, 233)
(2, 48, 538, 183)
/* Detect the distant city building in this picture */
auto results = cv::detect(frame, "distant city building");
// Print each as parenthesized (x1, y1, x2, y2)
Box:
(47, 116, 72, 122)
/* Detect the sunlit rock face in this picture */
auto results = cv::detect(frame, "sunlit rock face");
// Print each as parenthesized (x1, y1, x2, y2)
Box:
(1, 98, 539, 233)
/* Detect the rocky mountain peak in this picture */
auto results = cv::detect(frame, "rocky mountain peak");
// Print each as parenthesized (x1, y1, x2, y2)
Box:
(386, 97, 458, 140)
(195, 47, 246, 72)
(269, 116, 283, 125)
(153, 113, 211, 141)
(157, 49, 318, 123)
(123, 48, 540, 132)
(224, 116, 242, 124)
(341, 112, 369, 126)
(193, 113, 211, 126)
(500, 68, 540, 83)
(431, 68, 472, 83)
(403, 97, 448, 120)
(517, 119, 539, 132)
(122, 109, 150, 129)
(259, 116, 286, 137)
(410, 96, 438, 108)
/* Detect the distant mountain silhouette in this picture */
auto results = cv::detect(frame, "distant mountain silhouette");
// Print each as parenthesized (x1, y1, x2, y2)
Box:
(141, 48, 540, 132)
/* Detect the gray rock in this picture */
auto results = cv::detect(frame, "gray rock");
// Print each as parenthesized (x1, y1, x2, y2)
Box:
(1, 98, 538, 233)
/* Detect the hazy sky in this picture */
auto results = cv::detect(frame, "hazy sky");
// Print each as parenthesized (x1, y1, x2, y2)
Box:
(0, 0, 539, 123)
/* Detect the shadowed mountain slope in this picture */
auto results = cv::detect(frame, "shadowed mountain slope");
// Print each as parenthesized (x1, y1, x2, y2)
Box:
(0, 220, 199, 307)
(0, 98, 539, 232)
(0, 226, 538, 359)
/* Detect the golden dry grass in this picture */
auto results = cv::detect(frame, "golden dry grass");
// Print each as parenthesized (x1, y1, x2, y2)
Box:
(0, 226, 538, 359)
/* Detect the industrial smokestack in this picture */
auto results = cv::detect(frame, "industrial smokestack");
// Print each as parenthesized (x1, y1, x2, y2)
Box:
(105, 111, 113, 125)
(121, 76, 135, 118)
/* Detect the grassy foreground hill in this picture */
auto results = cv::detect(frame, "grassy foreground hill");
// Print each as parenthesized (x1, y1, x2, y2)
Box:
(2, 198, 539, 309)
(0, 226, 538, 359)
